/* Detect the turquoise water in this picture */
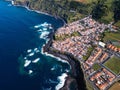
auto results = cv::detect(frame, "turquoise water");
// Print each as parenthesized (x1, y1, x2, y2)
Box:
(0, 1, 70, 90)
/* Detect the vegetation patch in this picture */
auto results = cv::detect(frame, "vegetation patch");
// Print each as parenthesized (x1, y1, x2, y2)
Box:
(54, 31, 81, 41)
(109, 81, 120, 90)
(114, 21, 120, 27)
(75, 0, 97, 4)
(104, 56, 120, 75)
(103, 32, 120, 43)
(92, 63, 101, 71)
(83, 46, 94, 61)
(15, 0, 120, 24)
(86, 80, 94, 90)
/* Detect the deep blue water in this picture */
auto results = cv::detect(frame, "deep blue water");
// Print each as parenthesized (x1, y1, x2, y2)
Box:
(0, 1, 70, 90)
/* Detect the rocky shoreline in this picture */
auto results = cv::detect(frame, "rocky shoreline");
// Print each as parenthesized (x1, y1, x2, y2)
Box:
(11, 0, 67, 25)
(9, 0, 87, 89)
(43, 32, 87, 90)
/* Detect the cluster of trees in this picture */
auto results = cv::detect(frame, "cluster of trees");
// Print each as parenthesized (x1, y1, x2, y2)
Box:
(15, 0, 93, 23)
(91, 0, 120, 23)
(91, 0, 107, 20)
(15, 0, 120, 24)
(113, 0, 120, 22)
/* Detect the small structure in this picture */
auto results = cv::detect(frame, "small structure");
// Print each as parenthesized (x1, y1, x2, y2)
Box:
(99, 42, 106, 48)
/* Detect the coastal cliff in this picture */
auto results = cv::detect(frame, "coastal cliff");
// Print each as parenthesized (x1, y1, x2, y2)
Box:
(43, 32, 87, 90)
(10, 0, 120, 90)
(14, 0, 120, 26)
(13, 0, 91, 23)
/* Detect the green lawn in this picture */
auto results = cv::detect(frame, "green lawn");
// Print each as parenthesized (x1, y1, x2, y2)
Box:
(85, 0, 97, 4)
(74, 0, 97, 4)
(103, 32, 120, 48)
(54, 31, 81, 41)
(92, 63, 101, 71)
(114, 21, 120, 27)
(86, 81, 94, 90)
(83, 46, 94, 61)
(103, 32, 120, 42)
(104, 56, 120, 75)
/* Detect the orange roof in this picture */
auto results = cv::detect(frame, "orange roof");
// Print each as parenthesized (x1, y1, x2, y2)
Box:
(93, 48, 102, 62)
(98, 83, 108, 90)
(119, 48, 120, 52)
(114, 47, 118, 51)
(100, 53, 108, 62)
(108, 44, 112, 48)
(111, 46, 115, 50)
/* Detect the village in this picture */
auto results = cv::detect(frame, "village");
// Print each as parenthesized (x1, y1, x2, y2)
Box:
(51, 16, 120, 90)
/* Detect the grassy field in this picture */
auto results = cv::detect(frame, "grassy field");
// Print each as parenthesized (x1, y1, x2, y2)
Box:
(75, 0, 97, 4)
(114, 21, 120, 27)
(83, 46, 94, 61)
(109, 82, 120, 90)
(103, 32, 120, 42)
(92, 63, 101, 71)
(54, 31, 81, 41)
(86, 81, 94, 90)
(104, 56, 120, 75)
(103, 31, 120, 48)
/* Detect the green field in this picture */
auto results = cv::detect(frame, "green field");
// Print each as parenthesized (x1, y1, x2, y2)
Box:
(101, 0, 114, 23)
(109, 82, 120, 90)
(54, 31, 81, 41)
(92, 63, 101, 71)
(103, 32, 120, 42)
(104, 56, 120, 75)
(103, 31, 120, 48)
(83, 46, 94, 61)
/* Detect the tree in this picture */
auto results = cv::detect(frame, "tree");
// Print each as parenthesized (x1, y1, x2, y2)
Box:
(91, 0, 108, 20)
(113, 0, 120, 22)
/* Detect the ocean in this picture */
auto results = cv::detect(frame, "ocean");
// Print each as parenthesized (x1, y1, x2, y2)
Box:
(0, 0, 70, 90)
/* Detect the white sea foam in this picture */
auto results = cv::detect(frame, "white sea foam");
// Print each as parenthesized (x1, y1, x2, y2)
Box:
(55, 73, 67, 90)
(49, 26, 53, 29)
(32, 58, 40, 63)
(27, 49, 32, 53)
(41, 22, 49, 27)
(50, 65, 58, 71)
(39, 31, 50, 39)
(34, 48, 38, 51)
(51, 67, 55, 71)
(43, 27, 48, 31)
(41, 45, 70, 68)
(65, 69, 69, 73)
(24, 60, 31, 67)
(24, 57, 27, 60)
(34, 24, 41, 28)
(29, 70, 33, 74)
(11, 0, 14, 5)
(46, 39, 50, 43)
(37, 29, 42, 32)
(28, 52, 34, 56)
(35, 22, 50, 29)
(36, 50, 40, 53)
(41, 49, 68, 64)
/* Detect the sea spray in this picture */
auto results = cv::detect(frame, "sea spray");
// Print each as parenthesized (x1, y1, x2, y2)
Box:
(55, 73, 68, 90)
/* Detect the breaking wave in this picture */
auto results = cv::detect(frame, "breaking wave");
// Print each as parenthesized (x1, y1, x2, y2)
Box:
(55, 73, 67, 90)
(19, 22, 69, 90)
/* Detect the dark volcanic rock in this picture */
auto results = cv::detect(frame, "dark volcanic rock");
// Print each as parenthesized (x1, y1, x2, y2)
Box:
(43, 32, 87, 90)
